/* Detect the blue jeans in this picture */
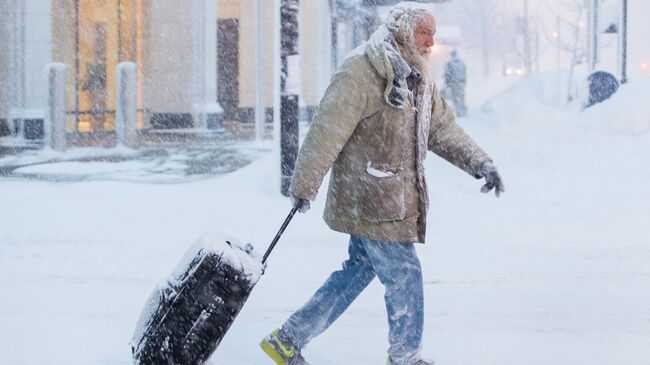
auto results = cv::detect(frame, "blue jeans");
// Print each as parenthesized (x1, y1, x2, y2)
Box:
(280, 236, 424, 365)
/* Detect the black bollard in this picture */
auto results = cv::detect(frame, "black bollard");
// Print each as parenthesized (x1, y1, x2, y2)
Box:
(279, 0, 300, 197)
(280, 94, 299, 196)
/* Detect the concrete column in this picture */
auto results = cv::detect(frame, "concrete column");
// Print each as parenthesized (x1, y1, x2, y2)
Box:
(204, 0, 222, 129)
(192, 0, 222, 130)
(116, 62, 138, 148)
(191, 0, 205, 129)
(7, 0, 26, 124)
(44, 63, 67, 151)
(204, 0, 218, 109)
(0, 3, 12, 121)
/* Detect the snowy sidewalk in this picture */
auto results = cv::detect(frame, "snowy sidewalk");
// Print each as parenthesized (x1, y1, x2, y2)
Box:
(1, 77, 649, 365)
(0, 140, 271, 183)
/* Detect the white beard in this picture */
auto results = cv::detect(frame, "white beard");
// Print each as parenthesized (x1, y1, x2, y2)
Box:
(398, 38, 433, 76)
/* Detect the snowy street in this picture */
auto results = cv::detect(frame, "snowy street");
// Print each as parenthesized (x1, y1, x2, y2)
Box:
(1, 76, 649, 365)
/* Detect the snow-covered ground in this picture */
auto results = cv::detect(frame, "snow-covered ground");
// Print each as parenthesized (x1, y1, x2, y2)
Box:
(1, 74, 649, 365)
(0, 141, 270, 183)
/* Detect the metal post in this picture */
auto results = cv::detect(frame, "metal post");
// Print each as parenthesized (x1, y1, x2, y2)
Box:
(620, 0, 628, 84)
(588, 0, 599, 72)
(44, 63, 67, 151)
(279, 0, 300, 196)
(522, 0, 532, 75)
(116, 62, 138, 147)
(556, 15, 561, 104)
(280, 94, 299, 196)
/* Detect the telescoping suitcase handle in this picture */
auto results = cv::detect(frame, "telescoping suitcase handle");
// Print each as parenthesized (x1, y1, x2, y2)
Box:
(262, 205, 301, 264)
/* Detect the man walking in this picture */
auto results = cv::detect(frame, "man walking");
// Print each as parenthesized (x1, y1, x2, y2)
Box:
(261, 3, 504, 365)
(444, 50, 468, 117)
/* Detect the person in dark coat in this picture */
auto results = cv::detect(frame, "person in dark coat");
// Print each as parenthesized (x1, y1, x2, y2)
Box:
(444, 50, 468, 117)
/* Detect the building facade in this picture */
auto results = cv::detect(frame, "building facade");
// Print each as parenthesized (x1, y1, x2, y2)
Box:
(0, 0, 472, 144)
(0, 0, 333, 140)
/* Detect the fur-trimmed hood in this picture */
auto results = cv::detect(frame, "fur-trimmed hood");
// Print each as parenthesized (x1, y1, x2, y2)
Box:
(365, 25, 417, 109)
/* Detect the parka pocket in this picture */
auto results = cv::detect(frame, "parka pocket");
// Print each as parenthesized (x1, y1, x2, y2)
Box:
(359, 173, 406, 222)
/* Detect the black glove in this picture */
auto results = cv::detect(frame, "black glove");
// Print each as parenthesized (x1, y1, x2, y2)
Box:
(290, 193, 311, 213)
(478, 162, 505, 197)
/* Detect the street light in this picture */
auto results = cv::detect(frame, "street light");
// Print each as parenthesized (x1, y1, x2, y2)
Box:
(620, 0, 628, 84)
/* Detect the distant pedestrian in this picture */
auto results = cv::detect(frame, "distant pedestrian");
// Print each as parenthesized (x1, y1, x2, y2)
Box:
(444, 50, 468, 117)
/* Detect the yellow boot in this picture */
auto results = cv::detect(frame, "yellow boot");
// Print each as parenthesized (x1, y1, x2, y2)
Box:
(260, 329, 309, 365)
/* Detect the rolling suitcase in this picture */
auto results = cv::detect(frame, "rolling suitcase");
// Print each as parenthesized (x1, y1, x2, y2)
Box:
(130, 207, 299, 365)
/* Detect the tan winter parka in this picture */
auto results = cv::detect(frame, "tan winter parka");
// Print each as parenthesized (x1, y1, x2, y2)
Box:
(289, 26, 492, 243)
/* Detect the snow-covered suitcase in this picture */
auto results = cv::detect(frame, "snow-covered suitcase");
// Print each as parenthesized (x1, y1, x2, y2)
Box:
(130, 207, 298, 365)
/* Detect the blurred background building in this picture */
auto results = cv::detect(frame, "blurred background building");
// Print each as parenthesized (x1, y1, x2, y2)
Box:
(0, 0, 648, 145)
(0, 0, 454, 144)
(0, 0, 331, 142)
